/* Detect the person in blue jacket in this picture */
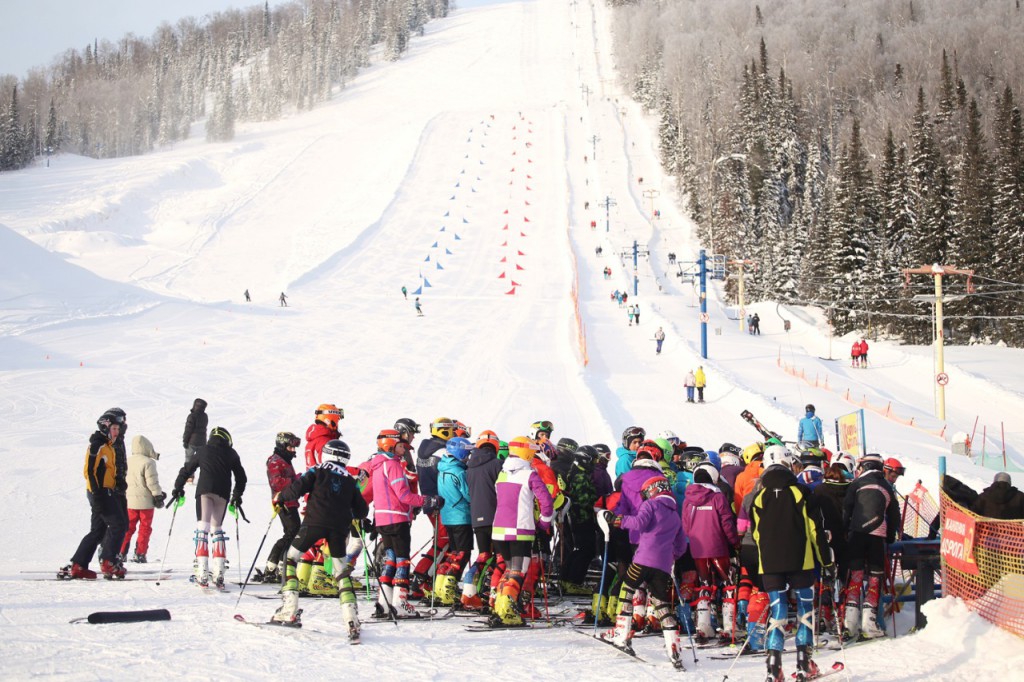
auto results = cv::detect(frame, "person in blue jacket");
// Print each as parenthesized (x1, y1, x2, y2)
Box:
(434, 437, 473, 605)
(615, 426, 646, 479)
(796, 404, 823, 447)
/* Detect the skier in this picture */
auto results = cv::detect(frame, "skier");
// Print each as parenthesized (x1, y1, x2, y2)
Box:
(364, 429, 440, 618)
(841, 453, 900, 641)
(684, 369, 696, 403)
(882, 457, 905, 487)
(120, 435, 166, 563)
(409, 417, 455, 599)
(750, 444, 831, 682)
(244, 289, 251, 302)
(971, 472, 1024, 520)
(813, 462, 852, 633)
(695, 365, 707, 403)
(682, 462, 741, 644)
(434, 437, 474, 606)
(60, 411, 130, 580)
(258, 432, 302, 584)
(615, 425, 646, 478)
(269, 439, 368, 641)
(401, 285, 408, 299)
(751, 313, 761, 335)
(530, 419, 557, 461)
(305, 403, 343, 469)
(859, 338, 870, 367)
(634, 303, 641, 325)
(627, 304, 635, 326)
(600, 475, 688, 668)
(718, 443, 746, 489)
(560, 444, 599, 595)
(415, 297, 423, 316)
(654, 327, 665, 354)
(279, 292, 288, 307)
(490, 437, 554, 626)
(851, 340, 863, 368)
(464, 431, 504, 610)
(169, 426, 247, 589)
(797, 404, 824, 447)
(182, 398, 208, 470)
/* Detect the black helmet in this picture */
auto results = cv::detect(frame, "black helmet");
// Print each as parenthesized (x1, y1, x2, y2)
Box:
(96, 410, 123, 436)
(575, 445, 598, 465)
(210, 426, 232, 447)
(621, 426, 646, 449)
(593, 443, 612, 461)
(805, 404, 816, 413)
(321, 439, 352, 466)
(275, 432, 300, 455)
(719, 442, 742, 457)
(556, 437, 579, 458)
(394, 418, 421, 439)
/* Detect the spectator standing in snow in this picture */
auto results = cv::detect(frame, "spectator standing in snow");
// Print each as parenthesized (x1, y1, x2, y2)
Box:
(634, 304, 641, 325)
(796, 405, 824, 447)
(851, 341, 862, 368)
(182, 398, 208, 469)
(627, 305, 636, 326)
(684, 370, 696, 403)
(279, 292, 288, 307)
(859, 339, 870, 367)
(244, 289, 251, 302)
(695, 366, 707, 403)
(655, 327, 666, 355)
(121, 435, 166, 563)
(751, 313, 761, 335)
(971, 472, 1024, 520)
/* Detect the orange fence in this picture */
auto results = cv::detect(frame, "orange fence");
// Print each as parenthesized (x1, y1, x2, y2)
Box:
(567, 223, 588, 367)
(939, 490, 1024, 638)
(777, 355, 949, 441)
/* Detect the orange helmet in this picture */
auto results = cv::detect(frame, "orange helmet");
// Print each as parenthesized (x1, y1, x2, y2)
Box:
(315, 404, 344, 430)
(508, 436, 540, 462)
(476, 429, 500, 452)
(454, 420, 472, 439)
(377, 429, 401, 454)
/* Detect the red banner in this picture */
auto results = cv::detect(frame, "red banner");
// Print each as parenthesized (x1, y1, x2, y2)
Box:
(941, 506, 979, 575)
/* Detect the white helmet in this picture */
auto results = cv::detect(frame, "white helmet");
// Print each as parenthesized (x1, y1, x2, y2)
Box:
(763, 444, 793, 469)
(834, 452, 857, 474)
(693, 462, 720, 485)
(719, 451, 741, 467)
(655, 429, 681, 445)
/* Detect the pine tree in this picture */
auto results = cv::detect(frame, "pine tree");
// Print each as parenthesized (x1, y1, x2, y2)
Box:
(1, 86, 29, 171)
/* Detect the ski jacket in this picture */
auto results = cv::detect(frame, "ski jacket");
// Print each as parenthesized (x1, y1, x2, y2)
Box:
(797, 413, 824, 444)
(174, 434, 246, 502)
(851, 342, 863, 358)
(466, 446, 503, 528)
(860, 340, 869, 354)
(415, 437, 447, 496)
(591, 465, 614, 498)
(278, 461, 368, 531)
(682, 482, 740, 560)
(695, 368, 707, 388)
(614, 460, 664, 543)
(797, 465, 824, 491)
(437, 455, 471, 527)
(366, 451, 424, 527)
(620, 494, 687, 574)
(126, 435, 164, 510)
(492, 456, 554, 542)
(266, 451, 300, 509)
(84, 431, 118, 493)
(304, 422, 338, 470)
(683, 372, 696, 387)
(182, 399, 208, 448)
(750, 466, 828, 575)
(531, 454, 564, 512)
(112, 429, 128, 492)
(614, 445, 637, 479)
(844, 470, 901, 542)
(813, 478, 850, 563)
(721, 463, 745, 490)
(971, 481, 1024, 520)
(565, 461, 598, 525)
(733, 459, 763, 511)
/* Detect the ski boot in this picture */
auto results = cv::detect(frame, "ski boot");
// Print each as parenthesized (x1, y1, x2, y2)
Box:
(58, 563, 97, 580)
(408, 574, 427, 601)
(131, 552, 147, 564)
(394, 586, 422, 618)
(560, 580, 591, 596)
(663, 628, 685, 670)
(796, 645, 820, 682)
(765, 649, 784, 682)
(271, 591, 301, 626)
(842, 605, 861, 641)
(263, 566, 282, 584)
(100, 559, 126, 580)
(341, 601, 360, 643)
(860, 605, 886, 639)
(433, 573, 458, 606)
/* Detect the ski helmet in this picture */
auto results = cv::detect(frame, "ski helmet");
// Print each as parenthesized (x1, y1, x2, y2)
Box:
(475, 430, 500, 452)
(497, 440, 509, 460)
(430, 418, 455, 440)
(275, 432, 300, 450)
(704, 450, 722, 470)
(763, 444, 793, 469)
(636, 439, 665, 462)
(394, 418, 421, 440)
(530, 420, 554, 440)
(454, 420, 472, 439)
(321, 439, 352, 466)
(575, 445, 598, 469)
(445, 437, 473, 461)
(653, 438, 674, 460)
(640, 476, 671, 501)
(556, 437, 579, 458)
(742, 442, 765, 464)
(693, 462, 720, 485)
(655, 429, 681, 446)
(210, 426, 233, 447)
(508, 436, 539, 462)
(719, 442, 742, 457)
(105, 407, 127, 431)
(593, 444, 612, 462)
(834, 452, 857, 474)
(315, 404, 343, 431)
(858, 453, 885, 473)
(377, 429, 402, 454)
(621, 426, 646, 449)
(96, 411, 122, 436)
(884, 457, 905, 476)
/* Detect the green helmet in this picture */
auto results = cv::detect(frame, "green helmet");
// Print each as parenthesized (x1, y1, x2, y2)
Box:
(653, 438, 674, 460)
(498, 440, 509, 460)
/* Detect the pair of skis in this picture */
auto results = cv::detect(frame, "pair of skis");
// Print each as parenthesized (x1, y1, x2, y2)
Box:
(233, 611, 361, 644)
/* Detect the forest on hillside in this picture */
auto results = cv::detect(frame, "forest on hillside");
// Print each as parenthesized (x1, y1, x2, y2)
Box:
(0, 0, 449, 166)
(608, 0, 1024, 345)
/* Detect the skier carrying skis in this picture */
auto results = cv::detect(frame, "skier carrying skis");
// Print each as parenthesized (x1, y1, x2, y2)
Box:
(270, 439, 369, 641)
(169, 426, 247, 589)
(258, 432, 302, 584)
(365, 429, 441, 618)
(60, 411, 129, 580)
(490, 437, 554, 626)
(796, 404, 824, 447)
(750, 444, 832, 682)
(600, 475, 688, 669)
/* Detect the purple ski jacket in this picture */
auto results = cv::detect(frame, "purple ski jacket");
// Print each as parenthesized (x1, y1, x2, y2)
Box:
(620, 494, 688, 573)
(614, 459, 664, 543)
(682, 482, 740, 560)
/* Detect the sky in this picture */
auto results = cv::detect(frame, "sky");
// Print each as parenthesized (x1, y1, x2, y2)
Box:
(0, 0, 283, 79)
(0, 0, 1023, 679)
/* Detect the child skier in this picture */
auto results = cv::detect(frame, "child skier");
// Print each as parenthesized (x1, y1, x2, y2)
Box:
(434, 437, 474, 606)
(258, 432, 302, 584)
(270, 439, 368, 641)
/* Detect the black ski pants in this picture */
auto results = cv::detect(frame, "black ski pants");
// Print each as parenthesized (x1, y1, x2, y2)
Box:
(72, 489, 128, 566)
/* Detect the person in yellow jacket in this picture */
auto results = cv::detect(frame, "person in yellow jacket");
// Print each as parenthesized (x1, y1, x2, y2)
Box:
(59, 411, 129, 580)
(695, 366, 707, 403)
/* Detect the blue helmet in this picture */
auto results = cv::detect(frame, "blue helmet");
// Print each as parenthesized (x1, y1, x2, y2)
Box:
(445, 437, 473, 461)
(705, 450, 722, 470)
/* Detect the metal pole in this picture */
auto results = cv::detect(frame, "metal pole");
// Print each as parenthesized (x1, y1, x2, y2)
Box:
(738, 265, 746, 333)
(633, 241, 639, 297)
(700, 249, 708, 359)
(935, 272, 946, 420)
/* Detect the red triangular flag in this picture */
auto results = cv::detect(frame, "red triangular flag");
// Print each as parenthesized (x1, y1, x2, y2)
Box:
(524, 200, 531, 206)
(517, 250, 525, 256)
(511, 280, 522, 286)
(505, 287, 516, 295)
(500, 256, 507, 263)
(498, 272, 506, 278)
(516, 264, 525, 270)
(500, 241, 508, 247)
(520, 232, 527, 237)
(503, 209, 509, 214)
(524, 217, 530, 222)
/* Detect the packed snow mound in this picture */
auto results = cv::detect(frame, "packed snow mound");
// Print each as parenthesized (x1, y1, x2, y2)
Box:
(0, 223, 160, 336)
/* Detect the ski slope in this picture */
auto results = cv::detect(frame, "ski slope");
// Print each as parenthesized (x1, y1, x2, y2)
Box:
(1, 0, 1023, 679)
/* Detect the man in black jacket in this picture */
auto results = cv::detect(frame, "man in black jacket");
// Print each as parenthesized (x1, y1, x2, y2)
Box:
(841, 454, 901, 641)
(170, 426, 246, 589)
(971, 473, 1024, 520)
(182, 398, 208, 468)
(463, 433, 504, 610)
(270, 439, 368, 637)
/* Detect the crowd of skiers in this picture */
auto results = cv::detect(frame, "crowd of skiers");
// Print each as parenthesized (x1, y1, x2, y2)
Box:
(62, 402, 1024, 680)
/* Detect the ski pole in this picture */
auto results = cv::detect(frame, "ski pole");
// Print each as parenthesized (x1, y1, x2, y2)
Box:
(539, 550, 551, 623)
(593, 510, 612, 637)
(720, 594, 770, 682)
(234, 508, 279, 608)
(670, 573, 699, 664)
(429, 511, 440, 614)
(155, 497, 183, 586)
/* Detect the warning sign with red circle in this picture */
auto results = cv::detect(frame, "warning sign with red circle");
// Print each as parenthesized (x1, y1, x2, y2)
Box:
(937, 372, 949, 386)
(699, 312, 710, 323)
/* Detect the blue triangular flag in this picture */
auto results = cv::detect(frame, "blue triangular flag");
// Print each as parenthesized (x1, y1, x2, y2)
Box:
(425, 255, 431, 262)
(454, 234, 462, 240)
(432, 241, 438, 248)
(455, 182, 460, 187)
(446, 248, 453, 255)
(423, 278, 432, 288)
(443, 211, 449, 217)
(413, 286, 422, 295)
(450, 195, 456, 200)
(440, 226, 446, 232)
(462, 217, 469, 223)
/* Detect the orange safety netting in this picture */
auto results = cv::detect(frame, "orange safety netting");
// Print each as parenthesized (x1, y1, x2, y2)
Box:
(903, 482, 940, 539)
(939, 490, 1024, 638)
